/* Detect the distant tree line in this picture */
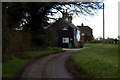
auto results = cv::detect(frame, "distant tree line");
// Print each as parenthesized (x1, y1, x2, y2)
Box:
(89, 38, 119, 44)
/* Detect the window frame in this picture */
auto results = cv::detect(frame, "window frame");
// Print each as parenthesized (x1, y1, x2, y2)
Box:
(62, 37, 69, 43)
(81, 33, 85, 36)
(63, 27, 68, 30)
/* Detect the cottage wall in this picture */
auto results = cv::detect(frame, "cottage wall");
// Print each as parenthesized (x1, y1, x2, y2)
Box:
(55, 26, 74, 48)
(77, 25, 93, 42)
(50, 19, 78, 48)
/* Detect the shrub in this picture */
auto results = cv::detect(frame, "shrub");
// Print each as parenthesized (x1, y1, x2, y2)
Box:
(77, 41, 84, 48)
(2, 29, 31, 62)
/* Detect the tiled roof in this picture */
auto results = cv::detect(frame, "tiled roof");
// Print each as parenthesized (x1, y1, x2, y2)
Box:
(63, 19, 79, 30)
(46, 18, 79, 30)
(77, 26, 92, 30)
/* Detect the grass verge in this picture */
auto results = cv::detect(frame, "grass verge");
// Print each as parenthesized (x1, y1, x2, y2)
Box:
(71, 44, 118, 78)
(2, 47, 63, 78)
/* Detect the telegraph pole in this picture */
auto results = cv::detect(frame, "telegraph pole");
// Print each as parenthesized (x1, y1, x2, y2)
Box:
(103, 3, 105, 40)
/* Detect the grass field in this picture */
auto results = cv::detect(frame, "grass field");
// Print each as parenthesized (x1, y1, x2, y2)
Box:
(2, 47, 63, 78)
(71, 44, 118, 78)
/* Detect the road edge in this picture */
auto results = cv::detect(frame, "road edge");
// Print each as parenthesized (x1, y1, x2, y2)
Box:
(65, 56, 80, 78)
(13, 50, 65, 80)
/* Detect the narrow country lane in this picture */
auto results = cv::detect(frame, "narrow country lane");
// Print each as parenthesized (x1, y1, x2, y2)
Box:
(19, 47, 90, 79)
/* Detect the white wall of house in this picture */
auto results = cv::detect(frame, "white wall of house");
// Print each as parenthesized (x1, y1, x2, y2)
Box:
(76, 30, 80, 41)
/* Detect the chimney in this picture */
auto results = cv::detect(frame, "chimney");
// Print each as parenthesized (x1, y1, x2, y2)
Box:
(62, 9, 73, 22)
(68, 14, 72, 22)
(62, 13, 67, 18)
(62, 9, 68, 18)
(81, 23, 83, 26)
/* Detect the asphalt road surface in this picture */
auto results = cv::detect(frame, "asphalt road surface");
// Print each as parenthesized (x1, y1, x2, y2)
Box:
(19, 47, 89, 79)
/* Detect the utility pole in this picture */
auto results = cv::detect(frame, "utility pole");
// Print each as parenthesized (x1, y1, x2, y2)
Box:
(103, 3, 105, 40)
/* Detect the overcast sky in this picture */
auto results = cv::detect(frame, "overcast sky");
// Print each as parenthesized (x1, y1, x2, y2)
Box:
(72, 0, 119, 39)
(48, 0, 119, 39)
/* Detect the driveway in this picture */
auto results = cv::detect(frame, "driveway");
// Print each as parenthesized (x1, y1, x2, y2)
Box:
(19, 47, 90, 79)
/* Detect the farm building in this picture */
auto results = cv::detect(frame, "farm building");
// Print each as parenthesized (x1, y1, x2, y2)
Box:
(47, 11, 93, 47)
(48, 11, 80, 48)
(77, 23, 93, 42)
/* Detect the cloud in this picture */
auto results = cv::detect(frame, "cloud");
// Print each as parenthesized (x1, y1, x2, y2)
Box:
(73, 1, 119, 39)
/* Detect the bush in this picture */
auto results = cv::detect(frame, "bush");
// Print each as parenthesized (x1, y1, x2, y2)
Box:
(77, 41, 84, 48)
(86, 34, 94, 42)
(2, 29, 31, 62)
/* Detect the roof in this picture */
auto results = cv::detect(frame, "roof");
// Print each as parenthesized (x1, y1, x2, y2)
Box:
(48, 18, 79, 30)
(77, 26, 92, 30)
(77, 25, 93, 35)
(63, 19, 79, 30)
